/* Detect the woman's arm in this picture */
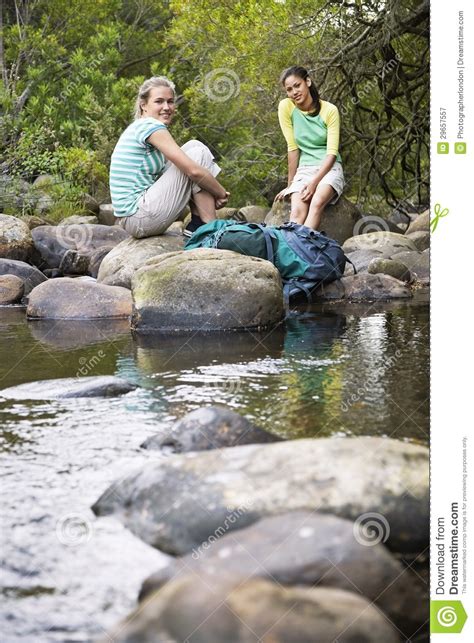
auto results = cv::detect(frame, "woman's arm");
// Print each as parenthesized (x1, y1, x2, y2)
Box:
(287, 149, 299, 185)
(147, 129, 227, 200)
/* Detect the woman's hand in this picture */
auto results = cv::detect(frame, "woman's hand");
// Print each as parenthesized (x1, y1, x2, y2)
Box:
(300, 180, 318, 203)
(275, 188, 288, 201)
(215, 191, 230, 209)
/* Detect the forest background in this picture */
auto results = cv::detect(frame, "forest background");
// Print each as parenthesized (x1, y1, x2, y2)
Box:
(0, 0, 429, 220)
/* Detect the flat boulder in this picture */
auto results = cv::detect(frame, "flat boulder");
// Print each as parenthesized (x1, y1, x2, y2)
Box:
(368, 258, 413, 283)
(0, 214, 34, 262)
(0, 258, 47, 294)
(140, 511, 427, 638)
(31, 224, 129, 270)
(107, 576, 400, 643)
(391, 250, 430, 285)
(315, 273, 412, 301)
(92, 436, 429, 555)
(265, 196, 361, 245)
(343, 231, 417, 255)
(141, 406, 282, 453)
(344, 248, 391, 273)
(27, 277, 132, 319)
(97, 234, 184, 288)
(131, 249, 284, 332)
(0, 375, 136, 400)
(58, 215, 99, 225)
(0, 274, 24, 304)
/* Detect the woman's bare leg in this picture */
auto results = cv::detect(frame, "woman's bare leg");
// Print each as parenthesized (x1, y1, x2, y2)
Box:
(190, 189, 216, 223)
(305, 184, 337, 230)
(290, 192, 309, 225)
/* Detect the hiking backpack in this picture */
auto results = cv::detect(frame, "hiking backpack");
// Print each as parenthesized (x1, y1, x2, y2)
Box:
(184, 220, 355, 301)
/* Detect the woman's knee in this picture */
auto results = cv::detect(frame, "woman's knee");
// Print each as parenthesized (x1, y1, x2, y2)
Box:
(182, 139, 213, 164)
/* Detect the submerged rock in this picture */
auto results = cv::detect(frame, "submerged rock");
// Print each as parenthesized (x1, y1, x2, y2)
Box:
(97, 234, 184, 289)
(0, 274, 24, 304)
(27, 278, 132, 319)
(265, 196, 361, 245)
(142, 406, 282, 453)
(0, 258, 47, 295)
(131, 249, 284, 332)
(0, 376, 136, 400)
(315, 273, 412, 301)
(92, 436, 429, 555)
(107, 576, 400, 643)
(140, 511, 427, 638)
(0, 214, 35, 262)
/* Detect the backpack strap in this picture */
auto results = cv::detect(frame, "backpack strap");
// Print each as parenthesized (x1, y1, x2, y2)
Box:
(344, 256, 357, 274)
(261, 226, 277, 264)
(283, 279, 313, 304)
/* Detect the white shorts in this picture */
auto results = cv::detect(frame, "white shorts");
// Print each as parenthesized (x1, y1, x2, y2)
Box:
(283, 162, 345, 204)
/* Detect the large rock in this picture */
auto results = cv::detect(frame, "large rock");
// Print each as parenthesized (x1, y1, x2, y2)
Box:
(98, 203, 115, 226)
(391, 250, 430, 285)
(344, 248, 391, 273)
(0, 274, 24, 304)
(0, 214, 34, 262)
(265, 196, 361, 245)
(367, 258, 413, 283)
(238, 205, 269, 224)
(141, 406, 282, 453)
(343, 231, 417, 256)
(0, 376, 135, 400)
(406, 211, 430, 235)
(97, 234, 184, 289)
(314, 273, 412, 301)
(27, 277, 132, 319)
(107, 576, 401, 643)
(0, 258, 47, 294)
(131, 249, 284, 332)
(93, 437, 429, 555)
(406, 230, 430, 251)
(31, 224, 129, 270)
(140, 511, 427, 638)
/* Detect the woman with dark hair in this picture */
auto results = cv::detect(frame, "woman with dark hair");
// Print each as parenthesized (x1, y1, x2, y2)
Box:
(276, 66, 344, 230)
(110, 76, 229, 239)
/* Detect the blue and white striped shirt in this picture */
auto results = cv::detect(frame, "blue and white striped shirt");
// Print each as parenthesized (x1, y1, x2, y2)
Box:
(110, 117, 166, 217)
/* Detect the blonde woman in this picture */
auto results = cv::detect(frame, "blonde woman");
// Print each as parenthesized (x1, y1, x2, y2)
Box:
(276, 66, 344, 230)
(110, 76, 229, 238)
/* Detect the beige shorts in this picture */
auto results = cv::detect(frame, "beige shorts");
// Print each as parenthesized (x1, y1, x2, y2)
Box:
(283, 162, 344, 204)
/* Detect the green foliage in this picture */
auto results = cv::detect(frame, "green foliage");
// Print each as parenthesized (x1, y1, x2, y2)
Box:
(1, 0, 428, 212)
